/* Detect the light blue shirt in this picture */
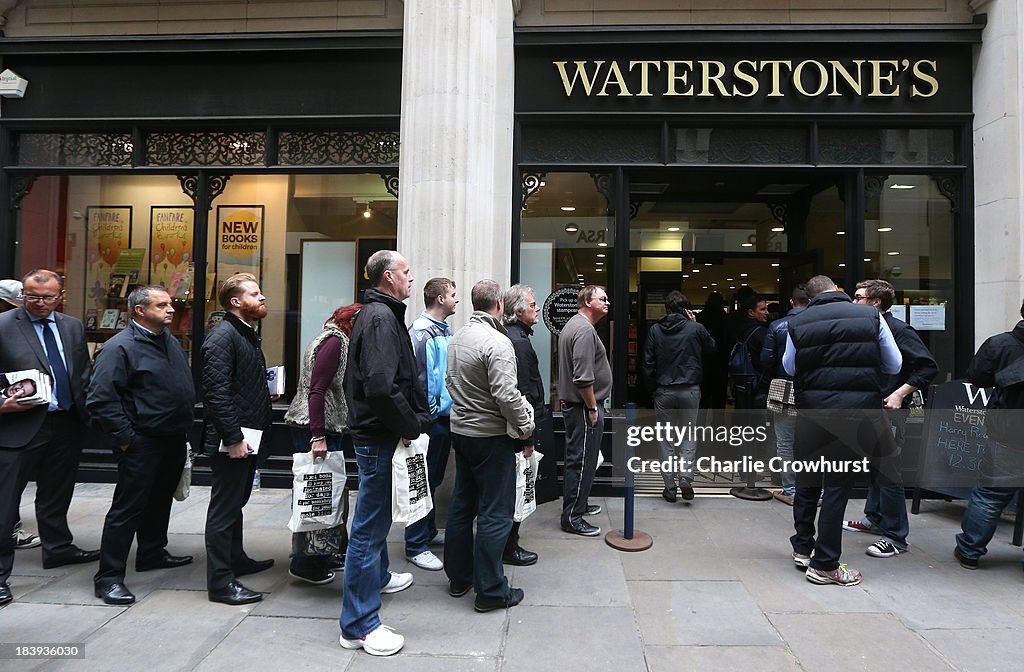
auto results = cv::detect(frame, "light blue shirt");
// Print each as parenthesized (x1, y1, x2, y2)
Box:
(32, 316, 69, 412)
(782, 314, 902, 377)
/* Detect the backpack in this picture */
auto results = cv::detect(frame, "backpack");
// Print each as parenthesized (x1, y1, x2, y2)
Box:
(728, 328, 760, 389)
(984, 331, 1024, 443)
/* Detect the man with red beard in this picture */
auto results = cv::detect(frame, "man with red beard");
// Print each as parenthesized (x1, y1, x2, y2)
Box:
(202, 273, 274, 605)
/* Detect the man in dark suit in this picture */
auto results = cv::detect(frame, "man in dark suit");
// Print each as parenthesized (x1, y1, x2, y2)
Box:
(0, 269, 98, 606)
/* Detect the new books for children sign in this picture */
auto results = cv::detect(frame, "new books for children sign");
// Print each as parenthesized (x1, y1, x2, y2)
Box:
(215, 205, 264, 284)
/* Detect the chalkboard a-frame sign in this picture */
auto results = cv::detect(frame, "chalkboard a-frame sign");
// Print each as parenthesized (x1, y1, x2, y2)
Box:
(916, 380, 993, 495)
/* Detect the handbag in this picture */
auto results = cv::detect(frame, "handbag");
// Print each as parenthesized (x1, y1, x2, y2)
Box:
(766, 378, 797, 416)
(173, 442, 192, 502)
(287, 451, 348, 533)
(514, 450, 543, 522)
(392, 433, 433, 526)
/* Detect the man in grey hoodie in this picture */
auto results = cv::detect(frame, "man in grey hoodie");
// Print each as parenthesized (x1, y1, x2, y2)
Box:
(444, 280, 535, 613)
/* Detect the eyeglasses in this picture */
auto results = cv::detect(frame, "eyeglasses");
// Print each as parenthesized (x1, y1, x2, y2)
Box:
(22, 293, 62, 303)
(853, 294, 870, 301)
(596, 296, 611, 303)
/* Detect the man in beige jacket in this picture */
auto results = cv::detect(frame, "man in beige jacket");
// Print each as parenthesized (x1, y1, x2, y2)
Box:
(444, 279, 534, 613)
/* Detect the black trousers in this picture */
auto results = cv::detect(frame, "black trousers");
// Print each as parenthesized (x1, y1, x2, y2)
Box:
(94, 433, 186, 589)
(205, 453, 258, 590)
(561, 405, 603, 527)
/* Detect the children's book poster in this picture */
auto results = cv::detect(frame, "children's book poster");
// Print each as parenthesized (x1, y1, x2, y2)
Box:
(85, 206, 132, 306)
(150, 206, 194, 289)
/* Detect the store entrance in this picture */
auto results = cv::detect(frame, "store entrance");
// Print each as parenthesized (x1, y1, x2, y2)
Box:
(625, 168, 843, 408)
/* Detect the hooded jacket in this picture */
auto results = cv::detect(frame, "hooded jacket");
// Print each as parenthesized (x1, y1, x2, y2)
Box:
(642, 313, 716, 388)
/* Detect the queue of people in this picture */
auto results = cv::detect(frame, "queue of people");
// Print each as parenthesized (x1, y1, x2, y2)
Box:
(1, 260, 1022, 658)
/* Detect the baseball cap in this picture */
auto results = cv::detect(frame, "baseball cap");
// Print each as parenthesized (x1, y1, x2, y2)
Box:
(0, 278, 23, 307)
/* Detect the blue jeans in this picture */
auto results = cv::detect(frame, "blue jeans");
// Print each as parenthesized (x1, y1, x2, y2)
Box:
(444, 433, 516, 600)
(862, 413, 909, 548)
(955, 485, 1022, 560)
(404, 418, 451, 556)
(289, 429, 348, 572)
(340, 442, 395, 640)
(772, 410, 797, 495)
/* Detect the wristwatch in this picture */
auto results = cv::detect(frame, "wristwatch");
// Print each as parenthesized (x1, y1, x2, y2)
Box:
(587, 406, 598, 412)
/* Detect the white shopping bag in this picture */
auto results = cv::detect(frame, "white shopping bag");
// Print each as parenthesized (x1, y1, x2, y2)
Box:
(288, 451, 348, 533)
(173, 442, 193, 502)
(514, 450, 543, 522)
(392, 433, 433, 526)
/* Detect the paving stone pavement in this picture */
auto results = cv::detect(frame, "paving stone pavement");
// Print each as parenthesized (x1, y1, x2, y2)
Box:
(2, 484, 1023, 671)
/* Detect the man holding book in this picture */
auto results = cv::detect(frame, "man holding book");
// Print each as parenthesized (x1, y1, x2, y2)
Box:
(0, 269, 96, 607)
(87, 285, 196, 605)
(200, 273, 274, 605)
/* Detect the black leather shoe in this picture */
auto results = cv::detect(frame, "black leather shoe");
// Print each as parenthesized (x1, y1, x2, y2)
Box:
(662, 487, 677, 503)
(448, 581, 472, 598)
(561, 520, 601, 537)
(502, 547, 538, 567)
(95, 582, 135, 605)
(0, 583, 12, 606)
(233, 558, 274, 577)
(474, 587, 524, 613)
(208, 580, 263, 605)
(679, 483, 695, 501)
(136, 553, 194, 572)
(42, 547, 101, 569)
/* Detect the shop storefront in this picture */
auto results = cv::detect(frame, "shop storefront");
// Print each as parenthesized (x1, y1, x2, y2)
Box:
(0, 32, 405, 483)
(513, 25, 980, 411)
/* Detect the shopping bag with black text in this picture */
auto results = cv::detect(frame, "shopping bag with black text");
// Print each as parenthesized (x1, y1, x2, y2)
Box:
(288, 451, 348, 533)
(514, 450, 543, 522)
(392, 433, 432, 526)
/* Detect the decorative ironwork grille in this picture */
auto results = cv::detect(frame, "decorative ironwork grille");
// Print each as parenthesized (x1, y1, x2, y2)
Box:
(673, 127, 808, 164)
(278, 130, 400, 166)
(16, 132, 134, 167)
(819, 128, 955, 166)
(146, 131, 266, 166)
(521, 125, 660, 164)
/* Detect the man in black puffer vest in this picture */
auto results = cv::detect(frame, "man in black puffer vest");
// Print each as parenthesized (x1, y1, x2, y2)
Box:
(201, 273, 274, 605)
(782, 275, 901, 586)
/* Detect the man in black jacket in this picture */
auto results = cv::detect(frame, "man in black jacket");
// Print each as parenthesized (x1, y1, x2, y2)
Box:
(339, 250, 431, 657)
(201, 273, 274, 606)
(643, 291, 715, 502)
(846, 279, 938, 559)
(88, 285, 196, 605)
(953, 299, 1024, 570)
(501, 284, 550, 566)
(783, 275, 901, 586)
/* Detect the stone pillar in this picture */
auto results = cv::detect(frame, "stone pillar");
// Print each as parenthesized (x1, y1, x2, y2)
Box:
(397, 0, 515, 330)
(972, 0, 1024, 345)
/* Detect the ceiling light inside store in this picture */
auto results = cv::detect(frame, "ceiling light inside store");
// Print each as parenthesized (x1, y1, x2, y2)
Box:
(730, 286, 736, 289)
(704, 263, 712, 266)
(598, 242, 608, 247)
(741, 243, 753, 247)
(682, 274, 689, 278)
(771, 263, 780, 267)
(878, 227, 893, 232)
(740, 273, 748, 277)
(887, 251, 900, 255)
(561, 206, 576, 212)
(692, 269, 699, 273)
(711, 283, 717, 286)
(771, 227, 785, 232)
(727, 278, 734, 281)
(836, 231, 845, 235)
(889, 183, 915, 190)
(363, 205, 372, 219)
(667, 227, 680, 232)
(597, 253, 606, 258)
(864, 258, 871, 262)
(839, 263, 846, 267)
(702, 285, 708, 289)
(565, 222, 579, 233)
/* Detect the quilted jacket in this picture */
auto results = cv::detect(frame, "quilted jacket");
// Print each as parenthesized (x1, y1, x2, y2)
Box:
(200, 312, 272, 455)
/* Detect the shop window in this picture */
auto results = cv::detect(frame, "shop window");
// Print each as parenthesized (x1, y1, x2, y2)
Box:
(863, 174, 955, 379)
(13, 172, 399, 380)
(804, 185, 846, 277)
(519, 171, 614, 406)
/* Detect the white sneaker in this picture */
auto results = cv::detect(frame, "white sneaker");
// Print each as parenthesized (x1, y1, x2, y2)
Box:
(407, 550, 443, 571)
(339, 624, 404, 656)
(381, 571, 414, 594)
(13, 527, 41, 550)
(429, 530, 445, 546)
